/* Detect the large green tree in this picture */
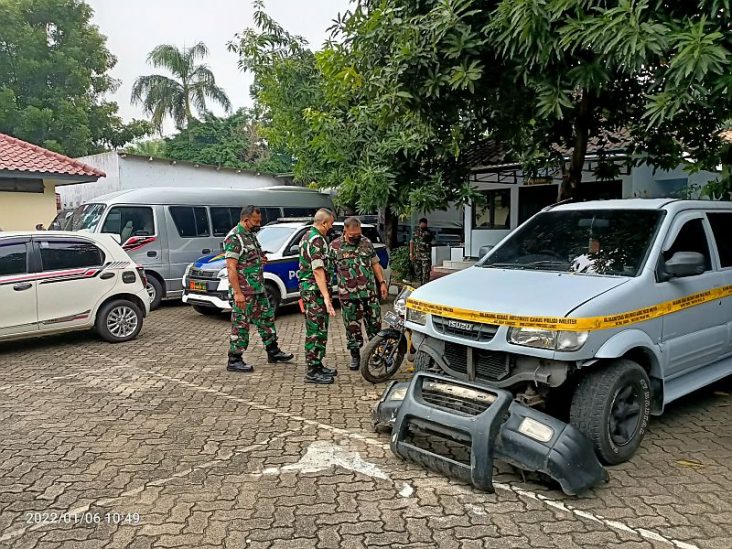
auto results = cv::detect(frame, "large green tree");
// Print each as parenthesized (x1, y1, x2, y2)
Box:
(0, 0, 149, 156)
(160, 108, 293, 173)
(131, 42, 232, 133)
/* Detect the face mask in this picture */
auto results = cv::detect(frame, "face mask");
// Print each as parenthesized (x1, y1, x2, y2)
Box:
(251, 225, 261, 233)
(325, 226, 334, 237)
(348, 235, 361, 245)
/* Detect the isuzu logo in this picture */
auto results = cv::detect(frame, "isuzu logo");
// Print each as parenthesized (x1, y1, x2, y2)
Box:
(447, 320, 474, 331)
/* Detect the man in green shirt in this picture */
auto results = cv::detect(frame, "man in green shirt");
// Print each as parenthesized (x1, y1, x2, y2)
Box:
(298, 208, 337, 384)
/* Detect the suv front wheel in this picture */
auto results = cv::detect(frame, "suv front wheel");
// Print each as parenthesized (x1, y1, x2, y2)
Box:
(569, 359, 651, 465)
(96, 299, 144, 343)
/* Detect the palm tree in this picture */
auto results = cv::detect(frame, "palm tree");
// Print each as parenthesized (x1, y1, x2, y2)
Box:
(131, 42, 232, 133)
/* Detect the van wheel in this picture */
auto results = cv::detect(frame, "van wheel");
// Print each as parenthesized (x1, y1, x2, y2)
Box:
(96, 299, 143, 343)
(265, 283, 280, 315)
(146, 275, 163, 310)
(569, 359, 651, 465)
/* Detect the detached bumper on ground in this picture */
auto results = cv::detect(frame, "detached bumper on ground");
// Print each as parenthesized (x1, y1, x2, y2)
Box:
(374, 372, 609, 496)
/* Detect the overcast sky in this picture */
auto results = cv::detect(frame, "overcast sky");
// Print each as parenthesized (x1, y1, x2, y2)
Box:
(85, 0, 351, 133)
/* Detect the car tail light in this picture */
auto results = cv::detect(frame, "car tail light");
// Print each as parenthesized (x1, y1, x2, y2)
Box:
(135, 264, 147, 285)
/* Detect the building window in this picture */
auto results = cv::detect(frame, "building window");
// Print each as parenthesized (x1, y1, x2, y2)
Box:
(474, 189, 511, 229)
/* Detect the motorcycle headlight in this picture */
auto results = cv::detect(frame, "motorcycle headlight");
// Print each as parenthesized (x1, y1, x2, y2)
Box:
(406, 307, 426, 325)
(508, 328, 588, 351)
(393, 287, 413, 317)
(217, 267, 228, 279)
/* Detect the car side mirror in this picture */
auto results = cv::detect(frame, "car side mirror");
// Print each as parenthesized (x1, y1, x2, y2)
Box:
(661, 251, 706, 280)
(288, 244, 299, 256)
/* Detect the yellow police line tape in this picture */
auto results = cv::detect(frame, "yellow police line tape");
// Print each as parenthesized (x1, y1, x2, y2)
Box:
(406, 285, 732, 332)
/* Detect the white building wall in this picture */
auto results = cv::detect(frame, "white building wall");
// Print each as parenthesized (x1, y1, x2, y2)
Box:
(58, 153, 282, 209)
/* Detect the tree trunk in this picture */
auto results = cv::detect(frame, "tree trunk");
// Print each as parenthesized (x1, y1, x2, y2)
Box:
(383, 207, 398, 250)
(558, 91, 592, 201)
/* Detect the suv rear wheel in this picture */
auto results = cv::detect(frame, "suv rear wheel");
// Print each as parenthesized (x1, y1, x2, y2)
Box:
(96, 299, 144, 343)
(569, 359, 651, 465)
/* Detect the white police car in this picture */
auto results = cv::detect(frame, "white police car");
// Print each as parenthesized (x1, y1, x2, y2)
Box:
(182, 220, 390, 315)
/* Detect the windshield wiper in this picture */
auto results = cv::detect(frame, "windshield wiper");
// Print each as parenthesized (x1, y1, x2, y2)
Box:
(482, 262, 526, 269)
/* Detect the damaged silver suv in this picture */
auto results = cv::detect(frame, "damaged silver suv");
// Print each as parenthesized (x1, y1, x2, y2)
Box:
(405, 199, 732, 464)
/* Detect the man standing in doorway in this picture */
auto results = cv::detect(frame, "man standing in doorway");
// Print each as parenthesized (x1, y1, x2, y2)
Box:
(224, 205, 294, 372)
(410, 217, 434, 286)
(331, 217, 388, 370)
(298, 209, 338, 384)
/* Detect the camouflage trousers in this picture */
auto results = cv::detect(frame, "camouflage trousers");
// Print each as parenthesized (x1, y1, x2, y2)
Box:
(416, 258, 432, 286)
(301, 290, 329, 370)
(229, 292, 276, 355)
(340, 296, 381, 351)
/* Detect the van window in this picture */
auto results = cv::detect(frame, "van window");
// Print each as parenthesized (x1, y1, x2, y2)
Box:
(39, 239, 105, 271)
(261, 207, 282, 224)
(362, 227, 382, 244)
(211, 207, 239, 237)
(664, 218, 711, 271)
(283, 207, 317, 218)
(68, 203, 106, 232)
(707, 212, 732, 268)
(0, 242, 27, 276)
(170, 206, 210, 238)
(101, 206, 155, 243)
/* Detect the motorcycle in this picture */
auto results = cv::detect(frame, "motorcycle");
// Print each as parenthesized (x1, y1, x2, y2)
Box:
(360, 286, 415, 383)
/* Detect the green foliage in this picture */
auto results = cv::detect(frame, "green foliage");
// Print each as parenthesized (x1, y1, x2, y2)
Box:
(387, 246, 413, 283)
(131, 42, 232, 132)
(161, 108, 293, 173)
(0, 0, 149, 156)
(124, 139, 166, 157)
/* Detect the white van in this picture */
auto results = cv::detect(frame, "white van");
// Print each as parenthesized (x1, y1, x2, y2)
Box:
(62, 187, 335, 309)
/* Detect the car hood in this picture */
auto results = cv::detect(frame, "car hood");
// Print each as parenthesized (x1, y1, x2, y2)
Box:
(411, 266, 629, 318)
(192, 252, 226, 270)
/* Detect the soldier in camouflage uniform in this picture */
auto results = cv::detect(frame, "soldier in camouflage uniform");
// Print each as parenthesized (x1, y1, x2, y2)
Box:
(331, 217, 388, 370)
(224, 205, 293, 372)
(410, 217, 434, 286)
(298, 208, 337, 384)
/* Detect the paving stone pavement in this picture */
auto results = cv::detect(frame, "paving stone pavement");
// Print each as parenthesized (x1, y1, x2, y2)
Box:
(0, 302, 730, 549)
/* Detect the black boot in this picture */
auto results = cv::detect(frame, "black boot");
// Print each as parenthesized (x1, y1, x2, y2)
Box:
(320, 365, 337, 377)
(266, 342, 294, 363)
(349, 348, 360, 371)
(304, 367, 334, 384)
(227, 353, 254, 373)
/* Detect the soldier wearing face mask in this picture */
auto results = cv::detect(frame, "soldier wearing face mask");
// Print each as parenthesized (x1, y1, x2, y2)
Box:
(224, 205, 293, 373)
(330, 216, 388, 370)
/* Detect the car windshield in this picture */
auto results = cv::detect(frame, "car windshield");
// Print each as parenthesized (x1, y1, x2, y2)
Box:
(480, 209, 663, 277)
(256, 226, 297, 253)
(67, 203, 106, 232)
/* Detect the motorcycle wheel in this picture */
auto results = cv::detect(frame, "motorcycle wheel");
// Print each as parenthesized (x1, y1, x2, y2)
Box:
(360, 332, 407, 384)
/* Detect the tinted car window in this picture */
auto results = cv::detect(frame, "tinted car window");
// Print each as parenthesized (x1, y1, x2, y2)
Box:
(283, 207, 317, 217)
(101, 206, 155, 242)
(0, 242, 28, 276)
(663, 218, 711, 271)
(170, 206, 210, 238)
(39, 240, 105, 271)
(211, 207, 237, 237)
(362, 227, 382, 244)
(707, 212, 732, 268)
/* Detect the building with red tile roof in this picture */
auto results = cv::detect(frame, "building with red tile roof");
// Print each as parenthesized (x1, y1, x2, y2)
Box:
(0, 133, 104, 230)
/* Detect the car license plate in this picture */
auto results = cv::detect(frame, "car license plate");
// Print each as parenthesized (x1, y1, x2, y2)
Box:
(189, 281, 207, 292)
(385, 311, 401, 326)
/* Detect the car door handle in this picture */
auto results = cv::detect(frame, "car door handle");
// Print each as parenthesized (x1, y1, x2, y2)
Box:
(202, 248, 211, 254)
(147, 251, 157, 257)
(100, 272, 115, 280)
(13, 282, 32, 291)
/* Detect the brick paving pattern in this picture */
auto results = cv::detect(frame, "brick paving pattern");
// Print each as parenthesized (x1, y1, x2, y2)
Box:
(1, 303, 730, 549)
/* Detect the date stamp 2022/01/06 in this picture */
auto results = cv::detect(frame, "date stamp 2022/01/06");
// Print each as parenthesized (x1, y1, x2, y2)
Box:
(26, 511, 141, 526)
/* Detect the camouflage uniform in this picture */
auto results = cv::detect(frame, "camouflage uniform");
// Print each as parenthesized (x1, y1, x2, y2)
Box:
(224, 223, 276, 354)
(330, 236, 382, 351)
(298, 227, 331, 371)
(411, 227, 434, 286)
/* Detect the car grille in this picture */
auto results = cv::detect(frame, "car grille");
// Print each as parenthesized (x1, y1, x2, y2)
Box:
(443, 342, 511, 383)
(433, 315, 498, 343)
(189, 268, 218, 280)
(420, 382, 495, 416)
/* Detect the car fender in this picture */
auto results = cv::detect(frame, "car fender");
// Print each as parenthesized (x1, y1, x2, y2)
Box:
(263, 271, 287, 299)
(593, 329, 662, 379)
